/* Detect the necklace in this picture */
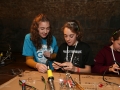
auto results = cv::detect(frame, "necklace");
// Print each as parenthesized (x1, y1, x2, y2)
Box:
(66, 41, 78, 63)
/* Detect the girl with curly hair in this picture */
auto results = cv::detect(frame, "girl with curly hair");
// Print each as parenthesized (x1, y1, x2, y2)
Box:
(22, 14, 58, 73)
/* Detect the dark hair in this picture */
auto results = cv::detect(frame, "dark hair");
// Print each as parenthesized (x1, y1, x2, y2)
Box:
(112, 30, 120, 41)
(30, 13, 52, 50)
(61, 20, 83, 41)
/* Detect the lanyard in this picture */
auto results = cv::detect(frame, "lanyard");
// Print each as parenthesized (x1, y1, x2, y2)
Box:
(111, 48, 117, 64)
(111, 47, 120, 75)
(66, 41, 78, 63)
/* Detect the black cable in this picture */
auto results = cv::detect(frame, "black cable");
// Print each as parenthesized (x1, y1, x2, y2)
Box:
(103, 67, 120, 87)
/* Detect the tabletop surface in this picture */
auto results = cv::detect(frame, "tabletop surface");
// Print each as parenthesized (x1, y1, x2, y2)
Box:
(0, 53, 120, 90)
(0, 70, 120, 90)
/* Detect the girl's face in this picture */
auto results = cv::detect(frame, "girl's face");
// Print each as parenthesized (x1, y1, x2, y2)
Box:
(63, 27, 77, 46)
(112, 37, 120, 52)
(38, 21, 50, 38)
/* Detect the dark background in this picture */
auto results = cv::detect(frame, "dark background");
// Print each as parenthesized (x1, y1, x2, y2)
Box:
(0, 0, 120, 57)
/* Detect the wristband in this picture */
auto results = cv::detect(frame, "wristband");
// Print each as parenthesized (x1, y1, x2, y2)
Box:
(77, 67, 80, 73)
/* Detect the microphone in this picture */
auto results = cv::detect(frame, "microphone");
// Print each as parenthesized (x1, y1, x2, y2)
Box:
(47, 68, 55, 90)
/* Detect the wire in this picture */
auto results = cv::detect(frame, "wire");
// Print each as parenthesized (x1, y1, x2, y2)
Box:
(41, 76, 47, 90)
(53, 61, 65, 70)
(103, 67, 120, 87)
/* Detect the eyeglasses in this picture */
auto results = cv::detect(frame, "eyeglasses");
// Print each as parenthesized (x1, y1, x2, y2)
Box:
(68, 22, 75, 26)
(67, 22, 79, 31)
(113, 30, 120, 35)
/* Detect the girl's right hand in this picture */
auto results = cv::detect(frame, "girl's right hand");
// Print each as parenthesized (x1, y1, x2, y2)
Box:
(109, 63, 120, 74)
(36, 63, 47, 73)
(52, 61, 61, 70)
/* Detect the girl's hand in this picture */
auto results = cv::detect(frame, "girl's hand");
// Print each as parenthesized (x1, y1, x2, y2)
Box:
(60, 62, 75, 72)
(43, 51, 51, 58)
(52, 61, 61, 70)
(36, 63, 47, 73)
(109, 63, 120, 74)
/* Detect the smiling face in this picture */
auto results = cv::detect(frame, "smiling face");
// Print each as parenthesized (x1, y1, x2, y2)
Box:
(112, 37, 120, 52)
(38, 21, 50, 38)
(63, 27, 78, 46)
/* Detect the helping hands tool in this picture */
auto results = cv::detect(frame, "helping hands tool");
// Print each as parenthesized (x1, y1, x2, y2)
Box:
(19, 80, 38, 90)
(66, 73, 84, 90)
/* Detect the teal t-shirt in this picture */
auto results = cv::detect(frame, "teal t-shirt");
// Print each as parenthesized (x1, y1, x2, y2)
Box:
(22, 33, 58, 70)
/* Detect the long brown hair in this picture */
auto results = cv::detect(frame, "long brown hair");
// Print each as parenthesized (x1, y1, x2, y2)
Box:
(30, 14, 52, 50)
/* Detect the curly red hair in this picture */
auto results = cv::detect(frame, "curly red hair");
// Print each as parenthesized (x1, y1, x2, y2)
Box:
(30, 14, 52, 50)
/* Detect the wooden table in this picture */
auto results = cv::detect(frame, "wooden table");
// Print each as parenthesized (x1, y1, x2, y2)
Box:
(0, 53, 34, 85)
(0, 53, 120, 90)
(0, 70, 120, 90)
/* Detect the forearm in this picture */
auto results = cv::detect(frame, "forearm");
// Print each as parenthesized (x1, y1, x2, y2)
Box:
(50, 53, 57, 60)
(26, 56, 37, 68)
(73, 65, 91, 73)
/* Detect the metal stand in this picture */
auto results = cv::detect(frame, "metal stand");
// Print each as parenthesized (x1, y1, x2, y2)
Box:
(0, 44, 12, 66)
(66, 73, 84, 90)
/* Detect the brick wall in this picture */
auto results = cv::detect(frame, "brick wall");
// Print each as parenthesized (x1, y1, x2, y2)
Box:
(0, 0, 120, 57)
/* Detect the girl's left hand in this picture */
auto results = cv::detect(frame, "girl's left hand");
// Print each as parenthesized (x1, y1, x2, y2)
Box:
(43, 51, 51, 58)
(60, 62, 75, 72)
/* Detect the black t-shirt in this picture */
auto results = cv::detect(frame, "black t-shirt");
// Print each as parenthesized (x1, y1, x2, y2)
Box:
(55, 41, 94, 68)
